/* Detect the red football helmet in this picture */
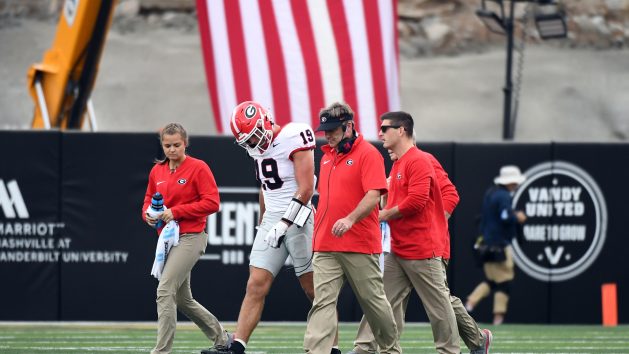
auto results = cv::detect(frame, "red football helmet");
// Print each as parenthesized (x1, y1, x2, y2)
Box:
(230, 101, 275, 156)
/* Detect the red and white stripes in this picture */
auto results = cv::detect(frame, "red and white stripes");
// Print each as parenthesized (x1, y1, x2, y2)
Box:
(196, 0, 399, 140)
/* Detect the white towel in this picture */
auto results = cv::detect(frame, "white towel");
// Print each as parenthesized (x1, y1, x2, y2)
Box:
(381, 221, 391, 254)
(150, 218, 180, 281)
(379, 221, 391, 273)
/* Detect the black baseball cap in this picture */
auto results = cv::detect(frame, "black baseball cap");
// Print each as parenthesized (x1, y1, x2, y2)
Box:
(315, 112, 354, 132)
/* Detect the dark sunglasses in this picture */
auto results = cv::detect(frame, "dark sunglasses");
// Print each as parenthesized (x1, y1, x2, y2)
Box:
(380, 125, 401, 133)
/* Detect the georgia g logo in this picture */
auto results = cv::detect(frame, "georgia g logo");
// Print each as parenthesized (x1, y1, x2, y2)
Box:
(245, 105, 257, 119)
(511, 161, 607, 282)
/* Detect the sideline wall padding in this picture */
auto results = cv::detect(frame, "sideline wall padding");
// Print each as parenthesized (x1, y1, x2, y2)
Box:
(544, 144, 629, 324)
(0, 131, 61, 320)
(450, 143, 553, 324)
(59, 132, 158, 320)
(0, 131, 626, 324)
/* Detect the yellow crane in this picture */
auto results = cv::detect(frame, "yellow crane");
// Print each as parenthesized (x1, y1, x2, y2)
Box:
(27, 0, 116, 130)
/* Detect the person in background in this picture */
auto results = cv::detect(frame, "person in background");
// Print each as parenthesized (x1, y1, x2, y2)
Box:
(304, 102, 401, 354)
(466, 165, 527, 326)
(143, 123, 229, 354)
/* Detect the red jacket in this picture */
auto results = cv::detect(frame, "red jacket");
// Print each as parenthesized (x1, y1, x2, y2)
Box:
(425, 152, 459, 259)
(142, 156, 220, 235)
(314, 135, 387, 254)
(387, 147, 448, 260)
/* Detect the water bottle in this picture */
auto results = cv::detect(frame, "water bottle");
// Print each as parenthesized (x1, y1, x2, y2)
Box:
(150, 192, 165, 228)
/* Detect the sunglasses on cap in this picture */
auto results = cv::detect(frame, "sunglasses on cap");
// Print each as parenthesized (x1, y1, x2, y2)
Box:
(380, 125, 401, 133)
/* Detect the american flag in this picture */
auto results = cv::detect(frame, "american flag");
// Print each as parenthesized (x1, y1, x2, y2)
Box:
(196, 0, 400, 140)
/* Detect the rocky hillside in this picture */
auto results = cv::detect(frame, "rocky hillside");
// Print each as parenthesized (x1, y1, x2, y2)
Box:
(3, 0, 628, 56)
(396, 0, 629, 56)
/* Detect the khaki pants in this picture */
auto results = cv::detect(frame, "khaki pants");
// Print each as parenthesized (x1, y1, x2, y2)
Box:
(152, 232, 228, 354)
(353, 254, 460, 354)
(467, 245, 514, 314)
(443, 258, 483, 351)
(304, 252, 401, 354)
(353, 257, 483, 353)
(449, 285, 483, 350)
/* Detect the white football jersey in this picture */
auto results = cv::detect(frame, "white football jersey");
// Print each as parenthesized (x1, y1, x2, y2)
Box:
(254, 122, 316, 216)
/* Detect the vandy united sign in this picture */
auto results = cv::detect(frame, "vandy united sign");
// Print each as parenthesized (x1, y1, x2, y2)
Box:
(512, 161, 608, 282)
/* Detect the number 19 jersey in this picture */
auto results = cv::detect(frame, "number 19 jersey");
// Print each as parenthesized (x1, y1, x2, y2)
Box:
(254, 122, 316, 216)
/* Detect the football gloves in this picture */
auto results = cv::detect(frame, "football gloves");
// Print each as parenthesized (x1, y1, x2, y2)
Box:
(263, 198, 312, 248)
(264, 220, 289, 248)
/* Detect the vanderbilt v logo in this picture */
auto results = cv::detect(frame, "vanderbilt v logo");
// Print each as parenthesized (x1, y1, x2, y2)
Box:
(0, 179, 29, 219)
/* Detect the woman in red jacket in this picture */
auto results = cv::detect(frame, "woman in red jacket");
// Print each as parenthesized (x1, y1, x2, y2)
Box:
(143, 123, 230, 354)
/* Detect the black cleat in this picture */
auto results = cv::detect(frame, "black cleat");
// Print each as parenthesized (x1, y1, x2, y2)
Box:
(201, 340, 245, 354)
(200, 345, 235, 354)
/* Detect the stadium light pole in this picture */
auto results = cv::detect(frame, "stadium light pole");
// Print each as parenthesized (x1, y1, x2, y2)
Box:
(476, 0, 519, 140)
(476, 0, 567, 140)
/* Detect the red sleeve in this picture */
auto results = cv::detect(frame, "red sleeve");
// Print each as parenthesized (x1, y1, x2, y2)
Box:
(361, 148, 388, 195)
(429, 155, 459, 214)
(141, 166, 157, 221)
(170, 162, 220, 219)
(398, 155, 432, 216)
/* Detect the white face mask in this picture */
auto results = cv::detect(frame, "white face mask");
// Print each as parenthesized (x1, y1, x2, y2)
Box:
(236, 120, 274, 157)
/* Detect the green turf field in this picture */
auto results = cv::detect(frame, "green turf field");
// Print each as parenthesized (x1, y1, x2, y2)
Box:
(0, 322, 628, 353)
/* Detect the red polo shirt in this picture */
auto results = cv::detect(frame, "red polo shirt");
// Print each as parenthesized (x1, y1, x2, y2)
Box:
(387, 147, 448, 260)
(142, 156, 220, 235)
(314, 135, 387, 254)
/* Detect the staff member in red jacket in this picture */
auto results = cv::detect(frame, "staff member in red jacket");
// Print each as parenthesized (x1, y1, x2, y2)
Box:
(425, 152, 491, 354)
(351, 145, 492, 354)
(143, 123, 230, 354)
(357, 111, 459, 354)
(303, 103, 401, 354)
(350, 112, 493, 354)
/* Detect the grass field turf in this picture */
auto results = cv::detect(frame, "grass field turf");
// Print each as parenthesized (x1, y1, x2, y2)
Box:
(0, 322, 628, 353)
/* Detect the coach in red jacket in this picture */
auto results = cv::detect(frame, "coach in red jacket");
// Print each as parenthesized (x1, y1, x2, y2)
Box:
(303, 103, 401, 354)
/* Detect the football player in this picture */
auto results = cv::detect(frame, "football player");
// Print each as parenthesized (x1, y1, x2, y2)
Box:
(202, 101, 332, 354)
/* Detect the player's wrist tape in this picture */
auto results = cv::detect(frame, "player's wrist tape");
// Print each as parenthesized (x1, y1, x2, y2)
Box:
(282, 198, 312, 227)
